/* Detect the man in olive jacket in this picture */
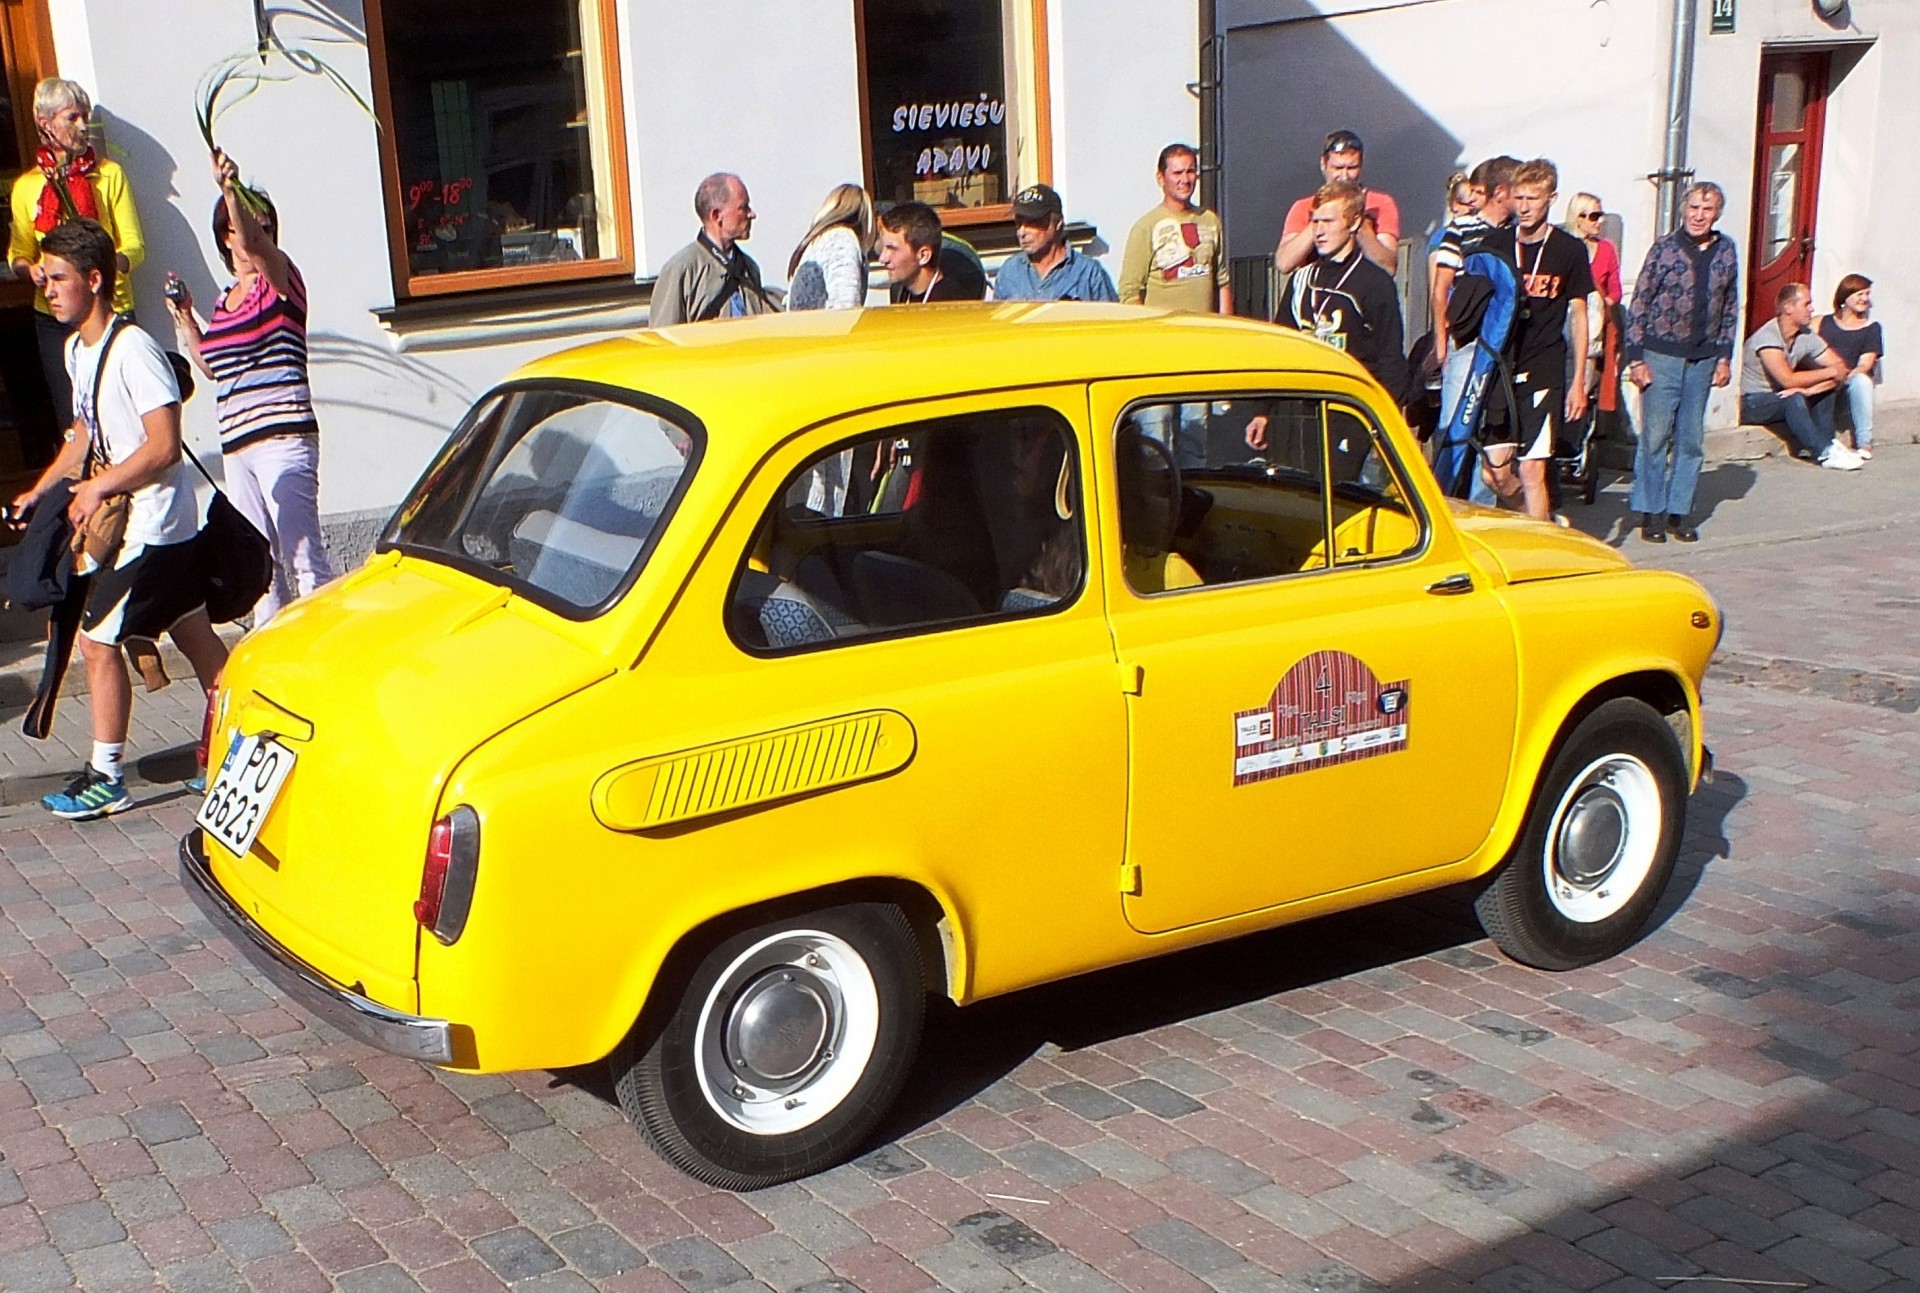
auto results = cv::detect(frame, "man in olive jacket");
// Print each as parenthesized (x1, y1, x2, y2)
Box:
(650, 173, 775, 327)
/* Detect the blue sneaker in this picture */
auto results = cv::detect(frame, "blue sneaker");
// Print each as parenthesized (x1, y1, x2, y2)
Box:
(43, 766, 133, 821)
(186, 771, 208, 795)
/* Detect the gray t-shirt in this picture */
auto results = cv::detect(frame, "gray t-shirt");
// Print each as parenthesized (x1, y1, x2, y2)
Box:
(1740, 318, 1830, 395)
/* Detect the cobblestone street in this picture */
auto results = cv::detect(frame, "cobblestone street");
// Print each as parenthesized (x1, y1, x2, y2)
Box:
(1, 438, 1917, 1293)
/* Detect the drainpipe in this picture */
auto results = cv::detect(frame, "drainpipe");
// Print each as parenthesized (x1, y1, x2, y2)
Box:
(1655, 0, 1700, 234)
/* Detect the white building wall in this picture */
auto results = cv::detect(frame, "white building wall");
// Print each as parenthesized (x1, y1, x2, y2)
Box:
(1049, 0, 1202, 262)
(1219, 0, 1919, 418)
(48, 1, 1201, 531)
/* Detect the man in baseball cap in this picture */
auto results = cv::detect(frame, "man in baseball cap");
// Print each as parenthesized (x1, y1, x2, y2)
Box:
(993, 183, 1118, 302)
(1275, 129, 1400, 274)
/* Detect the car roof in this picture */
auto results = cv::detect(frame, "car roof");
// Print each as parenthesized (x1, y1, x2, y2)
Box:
(514, 303, 1374, 442)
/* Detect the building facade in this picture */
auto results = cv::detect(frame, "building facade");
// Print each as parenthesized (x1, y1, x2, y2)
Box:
(1209, 0, 1918, 428)
(2, 0, 1910, 551)
(2, 0, 1199, 548)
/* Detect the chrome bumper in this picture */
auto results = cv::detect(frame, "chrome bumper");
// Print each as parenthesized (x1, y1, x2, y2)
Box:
(177, 832, 456, 1064)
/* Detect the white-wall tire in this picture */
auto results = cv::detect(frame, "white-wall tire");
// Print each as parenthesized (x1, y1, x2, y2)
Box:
(613, 902, 925, 1189)
(1477, 698, 1688, 970)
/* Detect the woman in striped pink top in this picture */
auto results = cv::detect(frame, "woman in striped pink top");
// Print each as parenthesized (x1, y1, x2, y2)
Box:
(166, 150, 335, 625)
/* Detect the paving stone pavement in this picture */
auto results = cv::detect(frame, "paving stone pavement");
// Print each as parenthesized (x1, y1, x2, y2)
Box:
(0, 433, 1917, 1293)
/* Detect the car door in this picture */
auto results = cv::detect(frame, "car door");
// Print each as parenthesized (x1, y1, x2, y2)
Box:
(627, 387, 1131, 1000)
(1093, 375, 1519, 936)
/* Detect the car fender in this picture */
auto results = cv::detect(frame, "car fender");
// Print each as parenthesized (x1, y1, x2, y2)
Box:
(417, 689, 978, 1073)
(1465, 570, 1715, 877)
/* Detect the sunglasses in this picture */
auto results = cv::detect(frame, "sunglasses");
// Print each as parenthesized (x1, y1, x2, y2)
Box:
(1578, 211, 1605, 221)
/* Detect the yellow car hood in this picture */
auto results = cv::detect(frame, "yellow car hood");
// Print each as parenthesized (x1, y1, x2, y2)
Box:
(1449, 504, 1632, 584)
(206, 555, 616, 1008)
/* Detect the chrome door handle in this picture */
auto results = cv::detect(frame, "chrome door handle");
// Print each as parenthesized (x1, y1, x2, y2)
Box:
(1426, 573, 1474, 595)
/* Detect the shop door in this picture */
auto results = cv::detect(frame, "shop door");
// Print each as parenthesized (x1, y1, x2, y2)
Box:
(0, 0, 60, 488)
(1746, 50, 1829, 333)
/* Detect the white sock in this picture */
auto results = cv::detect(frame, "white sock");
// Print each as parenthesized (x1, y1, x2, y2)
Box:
(91, 742, 125, 784)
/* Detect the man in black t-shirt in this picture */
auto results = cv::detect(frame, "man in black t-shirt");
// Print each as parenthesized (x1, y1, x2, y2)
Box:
(1277, 182, 1408, 402)
(876, 202, 987, 303)
(1481, 158, 1592, 521)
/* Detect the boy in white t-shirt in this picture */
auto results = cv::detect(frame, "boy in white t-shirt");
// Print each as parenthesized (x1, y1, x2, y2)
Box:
(8, 219, 228, 820)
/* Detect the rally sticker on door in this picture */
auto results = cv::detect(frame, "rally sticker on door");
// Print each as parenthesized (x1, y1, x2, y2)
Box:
(1233, 650, 1410, 786)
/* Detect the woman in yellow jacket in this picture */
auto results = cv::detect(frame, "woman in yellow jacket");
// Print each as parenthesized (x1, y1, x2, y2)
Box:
(7, 77, 145, 463)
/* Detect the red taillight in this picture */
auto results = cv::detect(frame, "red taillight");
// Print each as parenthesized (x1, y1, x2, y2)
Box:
(415, 807, 479, 944)
(414, 817, 453, 930)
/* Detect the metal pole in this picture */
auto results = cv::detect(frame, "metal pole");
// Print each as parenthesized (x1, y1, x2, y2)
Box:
(1656, 0, 1700, 233)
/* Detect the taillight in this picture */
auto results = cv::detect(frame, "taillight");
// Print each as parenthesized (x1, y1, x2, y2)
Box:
(414, 806, 480, 945)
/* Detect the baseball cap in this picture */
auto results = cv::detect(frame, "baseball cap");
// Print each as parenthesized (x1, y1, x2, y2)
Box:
(1323, 129, 1365, 157)
(1012, 184, 1064, 222)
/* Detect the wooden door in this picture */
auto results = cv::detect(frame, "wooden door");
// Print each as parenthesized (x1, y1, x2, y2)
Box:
(1746, 50, 1829, 332)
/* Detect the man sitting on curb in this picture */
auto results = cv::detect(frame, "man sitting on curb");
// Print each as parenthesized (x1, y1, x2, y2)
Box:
(1738, 282, 1861, 472)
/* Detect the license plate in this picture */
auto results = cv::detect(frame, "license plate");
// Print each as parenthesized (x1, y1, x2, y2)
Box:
(196, 734, 297, 859)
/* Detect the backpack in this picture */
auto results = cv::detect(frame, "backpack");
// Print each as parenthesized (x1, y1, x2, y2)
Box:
(1431, 248, 1522, 496)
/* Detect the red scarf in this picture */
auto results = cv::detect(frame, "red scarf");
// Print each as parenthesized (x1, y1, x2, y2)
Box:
(34, 145, 101, 234)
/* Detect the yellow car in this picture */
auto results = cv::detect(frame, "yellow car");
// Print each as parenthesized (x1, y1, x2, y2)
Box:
(180, 304, 1718, 1189)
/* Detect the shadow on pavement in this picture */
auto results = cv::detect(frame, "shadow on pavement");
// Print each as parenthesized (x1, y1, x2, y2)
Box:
(1569, 462, 1760, 548)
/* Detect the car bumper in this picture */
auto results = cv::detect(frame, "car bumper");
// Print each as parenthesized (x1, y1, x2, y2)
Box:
(177, 831, 456, 1064)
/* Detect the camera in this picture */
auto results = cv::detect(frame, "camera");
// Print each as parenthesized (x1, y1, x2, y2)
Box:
(163, 277, 189, 306)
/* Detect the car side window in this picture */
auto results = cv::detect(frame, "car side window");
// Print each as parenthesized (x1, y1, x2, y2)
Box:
(1326, 406, 1423, 566)
(730, 408, 1085, 653)
(1116, 396, 1421, 594)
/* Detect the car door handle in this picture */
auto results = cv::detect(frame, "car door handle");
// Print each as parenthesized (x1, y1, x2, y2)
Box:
(1426, 573, 1474, 596)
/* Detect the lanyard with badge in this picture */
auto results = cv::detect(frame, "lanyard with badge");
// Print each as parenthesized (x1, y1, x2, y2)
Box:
(1310, 252, 1364, 350)
(1514, 233, 1549, 325)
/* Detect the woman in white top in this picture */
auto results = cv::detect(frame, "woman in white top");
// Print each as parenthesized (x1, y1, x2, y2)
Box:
(787, 184, 872, 311)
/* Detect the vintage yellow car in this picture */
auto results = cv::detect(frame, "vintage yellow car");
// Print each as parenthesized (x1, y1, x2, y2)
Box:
(180, 304, 1718, 1189)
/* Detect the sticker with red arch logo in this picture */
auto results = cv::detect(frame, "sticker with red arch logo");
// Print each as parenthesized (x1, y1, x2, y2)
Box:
(1233, 650, 1410, 787)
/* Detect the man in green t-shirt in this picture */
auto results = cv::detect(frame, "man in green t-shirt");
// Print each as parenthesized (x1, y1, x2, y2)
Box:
(1118, 144, 1228, 315)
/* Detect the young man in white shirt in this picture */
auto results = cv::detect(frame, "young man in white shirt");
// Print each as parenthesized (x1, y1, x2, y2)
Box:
(9, 219, 228, 820)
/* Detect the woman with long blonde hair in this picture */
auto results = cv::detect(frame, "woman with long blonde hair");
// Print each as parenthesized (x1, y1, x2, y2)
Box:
(787, 183, 872, 311)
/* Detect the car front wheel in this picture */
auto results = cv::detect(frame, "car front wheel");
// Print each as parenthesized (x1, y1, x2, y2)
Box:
(613, 901, 926, 1189)
(1475, 698, 1687, 970)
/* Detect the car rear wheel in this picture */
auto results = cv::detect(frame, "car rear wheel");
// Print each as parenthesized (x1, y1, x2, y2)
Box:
(1475, 698, 1687, 970)
(613, 902, 926, 1189)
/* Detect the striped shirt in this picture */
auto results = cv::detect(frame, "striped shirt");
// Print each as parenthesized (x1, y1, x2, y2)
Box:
(200, 262, 318, 452)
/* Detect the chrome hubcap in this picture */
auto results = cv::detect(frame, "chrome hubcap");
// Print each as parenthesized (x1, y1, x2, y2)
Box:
(726, 968, 833, 1089)
(1556, 783, 1627, 887)
(1542, 754, 1663, 924)
(693, 930, 881, 1135)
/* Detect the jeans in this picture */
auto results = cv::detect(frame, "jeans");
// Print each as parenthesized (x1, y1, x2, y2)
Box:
(1629, 351, 1714, 517)
(1136, 402, 1209, 469)
(1439, 341, 1498, 504)
(1740, 388, 1837, 460)
(223, 434, 337, 625)
(1842, 371, 1875, 448)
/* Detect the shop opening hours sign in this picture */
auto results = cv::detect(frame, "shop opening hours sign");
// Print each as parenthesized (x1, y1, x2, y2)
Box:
(862, 0, 1015, 210)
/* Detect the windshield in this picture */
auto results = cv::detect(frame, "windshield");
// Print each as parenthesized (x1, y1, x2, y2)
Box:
(383, 385, 700, 615)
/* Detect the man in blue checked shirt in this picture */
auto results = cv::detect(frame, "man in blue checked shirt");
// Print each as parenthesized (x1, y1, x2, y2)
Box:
(993, 184, 1118, 303)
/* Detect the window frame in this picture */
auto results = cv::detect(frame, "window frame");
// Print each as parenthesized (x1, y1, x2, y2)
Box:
(1112, 388, 1431, 599)
(362, 0, 637, 300)
(852, 0, 1053, 229)
(726, 405, 1090, 659)
(378, 378, 705, 621)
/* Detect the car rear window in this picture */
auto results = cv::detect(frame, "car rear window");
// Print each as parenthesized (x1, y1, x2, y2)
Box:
(383, 384, 700, 616)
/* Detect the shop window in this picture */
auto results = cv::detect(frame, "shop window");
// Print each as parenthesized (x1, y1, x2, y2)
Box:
(856, 0, 1051, 225)
(365, 0, 632, 298)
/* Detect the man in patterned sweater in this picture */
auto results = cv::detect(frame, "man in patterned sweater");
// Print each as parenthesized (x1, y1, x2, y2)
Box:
(1622, 182, 1741, 543)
